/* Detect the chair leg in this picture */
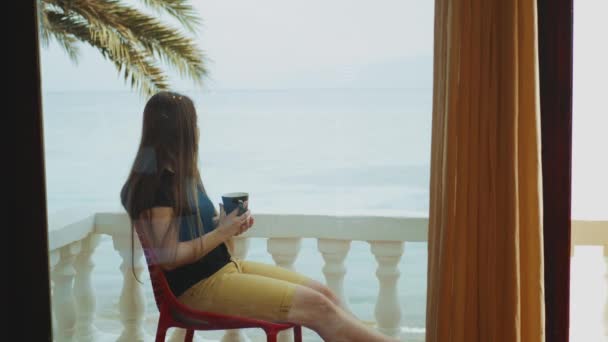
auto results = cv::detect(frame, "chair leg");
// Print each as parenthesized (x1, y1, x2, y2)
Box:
(293, 325, 302, 342)
(156, 326, 168, 342)
(184, 329, 194, 342)
(265, 329, 278, 342)
(156, 311, 171, 342)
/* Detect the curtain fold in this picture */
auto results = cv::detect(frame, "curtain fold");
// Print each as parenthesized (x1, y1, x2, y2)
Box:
(425, 0, 545, 341)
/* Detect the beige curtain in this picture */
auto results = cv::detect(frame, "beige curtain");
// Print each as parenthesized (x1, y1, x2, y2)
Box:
(425, 0, 545, 341)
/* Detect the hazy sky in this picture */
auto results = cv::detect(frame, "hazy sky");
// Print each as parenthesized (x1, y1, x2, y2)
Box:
(571, 0, 608, 219)
(40, 0, 434, 92)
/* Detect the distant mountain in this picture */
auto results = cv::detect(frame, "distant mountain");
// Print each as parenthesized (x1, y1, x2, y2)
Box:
(42, 40, 433, 92)
(271, 55, 433, 90)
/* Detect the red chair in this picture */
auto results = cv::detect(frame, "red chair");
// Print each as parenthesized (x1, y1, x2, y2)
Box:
(135, 229, 303, 342)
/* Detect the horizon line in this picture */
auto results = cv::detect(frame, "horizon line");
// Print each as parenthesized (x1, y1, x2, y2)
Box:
(42, 86, 433, 94)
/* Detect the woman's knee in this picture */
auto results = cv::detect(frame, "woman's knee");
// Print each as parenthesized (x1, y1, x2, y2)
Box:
(306, 280, 341, 306)
(287, 286, 337, 327)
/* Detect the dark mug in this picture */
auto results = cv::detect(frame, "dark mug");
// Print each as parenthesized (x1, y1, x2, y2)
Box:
(221, 192, 249, 216)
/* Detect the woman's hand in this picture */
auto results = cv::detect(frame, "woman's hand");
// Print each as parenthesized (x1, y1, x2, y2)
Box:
(239, 200, 255, 234)
(217, 203, 253, 239)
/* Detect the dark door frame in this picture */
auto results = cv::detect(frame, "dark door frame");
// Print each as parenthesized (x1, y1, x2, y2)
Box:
(11, 1, 53, 340)
(538, 0, 573, 341)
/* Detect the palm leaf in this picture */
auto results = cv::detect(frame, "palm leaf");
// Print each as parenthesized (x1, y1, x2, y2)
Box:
(140, 0, 202, 33)
(51, 31, 81, 62)
(49, 0, 205, 83)
(45, 9, 169, 95)
(40, 0, 205, 95)
(39, 3, 80, 62)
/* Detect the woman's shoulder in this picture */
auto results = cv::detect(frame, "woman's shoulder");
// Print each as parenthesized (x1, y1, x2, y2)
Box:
(153, 169, 175, 207)
(121, 169, 175, 214)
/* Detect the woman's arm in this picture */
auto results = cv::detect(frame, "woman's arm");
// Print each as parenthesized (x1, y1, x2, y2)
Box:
(212, 203, 254, 256)
(213, 211, 235, 255)
(144, 207, 231, 271)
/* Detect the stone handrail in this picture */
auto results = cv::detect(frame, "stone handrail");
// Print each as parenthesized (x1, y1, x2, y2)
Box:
(48, 209, 607, 342)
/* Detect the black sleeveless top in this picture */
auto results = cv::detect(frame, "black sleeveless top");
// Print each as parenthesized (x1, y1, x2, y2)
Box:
(121, 170, 231, 297)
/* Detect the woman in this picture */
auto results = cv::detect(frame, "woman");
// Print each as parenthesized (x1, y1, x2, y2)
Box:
(121, 91, 397, 342)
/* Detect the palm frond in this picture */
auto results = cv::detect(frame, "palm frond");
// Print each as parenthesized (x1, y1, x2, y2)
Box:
(45, 9, 169, 95)
(40, 3, 80, 61)
(46, 0, 206, 84)
(53, 31, 81, 62)
(39, 0, 205, 95)
(38, 1, 51, 47)
(140, 0, 202, 33)
(123, 13, 207, 84)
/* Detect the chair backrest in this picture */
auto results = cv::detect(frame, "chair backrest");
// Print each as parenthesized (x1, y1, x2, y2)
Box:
(134, 225, 178, 312)
(134, 224, 298, 331)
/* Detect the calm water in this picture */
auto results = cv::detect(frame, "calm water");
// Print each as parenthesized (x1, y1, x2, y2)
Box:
(43, 88, 432, 337)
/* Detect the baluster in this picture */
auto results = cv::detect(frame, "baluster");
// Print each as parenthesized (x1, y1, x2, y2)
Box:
(51, 241, 82, 342)
(370, 241, 404, 338)
(113, 234, 146, 342)
(232, 237, 251, 260)
(74, 233, 101, 341)
(168, 329, 188, 342)
(268, 238, 302, 342)
(49, 250, 61, 271)
(318, 239, 351, 311)
(268, 238, 301, 270)
(222, 237, 252, 342)
(49, 250, 60, 339)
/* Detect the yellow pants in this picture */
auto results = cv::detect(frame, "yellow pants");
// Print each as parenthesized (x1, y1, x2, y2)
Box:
(177, 257, 313, 322)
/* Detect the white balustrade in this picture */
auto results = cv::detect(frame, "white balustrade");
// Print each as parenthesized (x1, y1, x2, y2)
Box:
(90, 213, 429, 341)
(370, 241, 404, 338)
(318, 238, 351, 311)
(74, 233, 101, 341)
(267, 237, 302, 270)
(49, 249, 60, 339)
(51, 211, 608, 342)
(49, 250, 61, 269)
(222, 237, 252, 342)
(52, 241, 82, 342)
(167, 329, 188, 342)
(112, 233, 147, 342)
(267, 237, 301, 342)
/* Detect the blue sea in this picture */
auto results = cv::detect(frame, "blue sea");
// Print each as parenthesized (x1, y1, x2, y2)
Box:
(42, 88, 432, 338)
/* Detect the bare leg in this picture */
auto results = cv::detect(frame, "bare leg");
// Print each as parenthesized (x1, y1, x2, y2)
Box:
(287, 286, 398, 342)
(304, 280, 374, 326)
(238, 261, 368, 325)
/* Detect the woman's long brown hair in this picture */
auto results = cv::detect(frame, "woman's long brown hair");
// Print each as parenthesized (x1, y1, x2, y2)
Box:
(121, 91, 206, 278)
